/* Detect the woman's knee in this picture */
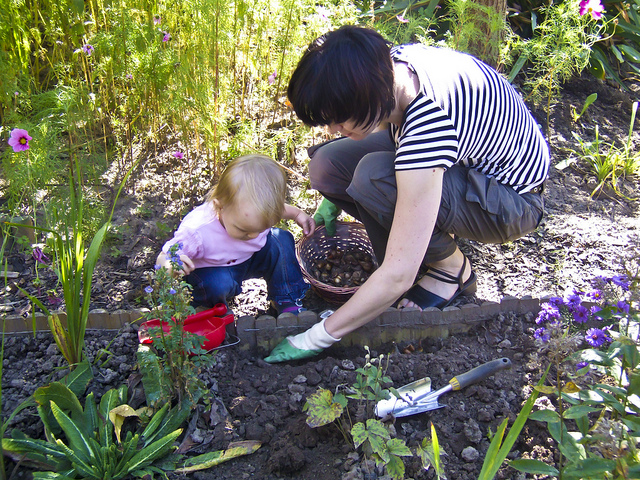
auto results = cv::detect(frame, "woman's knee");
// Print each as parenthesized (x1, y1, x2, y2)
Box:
(308, 142, 349, 195)
(347, 152, 396, 216)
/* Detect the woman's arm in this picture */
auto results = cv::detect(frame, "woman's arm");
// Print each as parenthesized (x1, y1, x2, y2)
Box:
(323, 167, 445, 338)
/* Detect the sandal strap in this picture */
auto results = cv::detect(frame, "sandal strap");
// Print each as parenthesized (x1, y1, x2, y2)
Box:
(424, 256, 469, 289)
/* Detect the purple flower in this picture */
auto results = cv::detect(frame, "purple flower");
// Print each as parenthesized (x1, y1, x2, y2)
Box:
(8, 128, 32, 152)
(32, 247, 49, 265)
(268, 71, 277, 85)
(534, 327, 550, 343)
(154, 264, 161, 270)
(611, 275, 630, 291)
(576, 361, 589, 370)
(162, 32, 171, 42)
(168, 288, 176, 295)
(396, 14, 409, 23)
(173, 151, 184, 159)
(585, 328, 609, 347)
(82, 44, 94, 56)
(47, 295, 63, 307)
(154, 15, 162, 25)
(616, 300, 630, 314)
(590, 305, 603, 317)
(564, 290, 582, 309)
(316, 6, 331, 21)
(536, 303, 561, 325)
(572, 305, 590, 324)
(145, 286, 153, 294)
(126, 74, 133, 80)
(586, 289, 603, 300)
(548, 296, 564, 307)
(591, 276, 609, 289)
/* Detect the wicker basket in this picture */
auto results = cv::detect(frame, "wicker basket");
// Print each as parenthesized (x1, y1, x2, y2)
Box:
(296, 221, 378, 304)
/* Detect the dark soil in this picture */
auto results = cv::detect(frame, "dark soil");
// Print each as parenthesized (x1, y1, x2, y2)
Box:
(2, 72, 640, 479)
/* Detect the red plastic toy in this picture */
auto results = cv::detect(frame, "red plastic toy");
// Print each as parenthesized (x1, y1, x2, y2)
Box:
(138, 303, 234, 352)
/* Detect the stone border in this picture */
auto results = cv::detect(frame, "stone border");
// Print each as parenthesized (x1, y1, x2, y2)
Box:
(2, 296, 541, 353)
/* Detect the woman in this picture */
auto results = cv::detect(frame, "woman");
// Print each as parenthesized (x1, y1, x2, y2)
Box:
(265, 25, 549, 362)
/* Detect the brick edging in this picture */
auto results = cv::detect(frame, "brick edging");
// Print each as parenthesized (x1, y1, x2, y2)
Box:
(5, 296, 541, 351)
(2, 296, 541, 352)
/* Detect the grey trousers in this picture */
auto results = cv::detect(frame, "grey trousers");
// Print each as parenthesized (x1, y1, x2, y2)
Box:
(308, 131, 545, 265)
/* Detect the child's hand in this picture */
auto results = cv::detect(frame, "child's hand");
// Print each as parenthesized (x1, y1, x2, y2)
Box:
(156, 252, 195, 276)
(294, 210, 315, 236)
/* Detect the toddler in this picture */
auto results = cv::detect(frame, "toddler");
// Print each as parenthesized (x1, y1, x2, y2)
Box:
(157, 154, 314, 314)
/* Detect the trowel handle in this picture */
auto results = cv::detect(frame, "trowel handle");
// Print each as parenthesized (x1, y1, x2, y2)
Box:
(449, 357, 511, 391)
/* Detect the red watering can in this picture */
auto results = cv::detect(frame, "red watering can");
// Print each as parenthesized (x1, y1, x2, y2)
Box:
(138, 303, 234, 352)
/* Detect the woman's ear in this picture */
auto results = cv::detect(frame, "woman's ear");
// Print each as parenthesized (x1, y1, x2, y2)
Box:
(212, 198, 222, 213)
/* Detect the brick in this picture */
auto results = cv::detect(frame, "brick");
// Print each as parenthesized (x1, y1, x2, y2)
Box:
(3, 314, 27, 333)
(441, 306, 464, 325)
(421, 307, 444, 326)
(500, 296, 519, 312)
(480, 301, 501, 319)
(400, 307, 423, 326)
(519, 297, 540, 314)
(255, 314, 278, 351)
(379, 309, 401, 327)
(276, 312, 301, 338)
(297, 310, 318, 329)
(236, 315, 256, 350)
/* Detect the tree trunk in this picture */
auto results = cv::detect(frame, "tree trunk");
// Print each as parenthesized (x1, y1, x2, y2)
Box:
(466, 0, 507, 69)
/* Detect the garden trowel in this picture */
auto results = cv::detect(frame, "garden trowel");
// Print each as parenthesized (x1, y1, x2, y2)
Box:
(375, 357, 512, 418)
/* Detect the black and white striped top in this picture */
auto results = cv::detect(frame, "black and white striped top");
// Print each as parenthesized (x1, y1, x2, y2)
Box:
(389, 44, 550, 194)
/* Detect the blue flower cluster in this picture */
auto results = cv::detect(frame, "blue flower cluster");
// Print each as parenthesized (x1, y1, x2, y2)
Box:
(534, 274, 632, 349)
(167, 241, 184, 268)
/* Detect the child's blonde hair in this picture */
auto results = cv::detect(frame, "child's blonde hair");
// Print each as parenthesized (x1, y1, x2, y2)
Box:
(206, 154, 287, 227)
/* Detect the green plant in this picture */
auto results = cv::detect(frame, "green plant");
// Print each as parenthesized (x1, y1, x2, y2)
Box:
(303, 348, 416, 480)
(507, 272, 640, 478)
(569, 101, 640, 197)
(137, 242, 214, 407)
(416, 422, 446, 479)
(2, 382, 183, 478)
(505, 0, 609, 133)
(13, 158, 133, 369)
(571, 92, 598, 122)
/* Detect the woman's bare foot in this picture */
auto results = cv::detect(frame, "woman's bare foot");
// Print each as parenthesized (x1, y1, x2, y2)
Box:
(397, 248, 472, 309)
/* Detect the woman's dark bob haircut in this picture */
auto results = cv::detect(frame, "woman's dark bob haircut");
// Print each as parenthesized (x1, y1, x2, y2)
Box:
(287, 25, 395, 130)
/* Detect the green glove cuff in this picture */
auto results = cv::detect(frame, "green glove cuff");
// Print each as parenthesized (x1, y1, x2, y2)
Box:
(313, 199, 341, 237)
(264, 338, 322, 363)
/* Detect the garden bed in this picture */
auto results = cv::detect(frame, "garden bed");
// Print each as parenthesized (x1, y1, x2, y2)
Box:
(2, 311, 552, 480)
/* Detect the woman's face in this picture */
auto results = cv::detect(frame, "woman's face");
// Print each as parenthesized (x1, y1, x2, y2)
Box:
(327, 119, 379, 141)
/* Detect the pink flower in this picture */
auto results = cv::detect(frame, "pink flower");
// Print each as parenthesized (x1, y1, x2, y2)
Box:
(396, 14, 409, 23)
(162, 32, 171, 42)
(268, 71, 277, 85)
(154, 16, 162, 25)
(579, 0, 605, 19)
(8, 128, 32, 152)
(82, 44, 94, 56)
(173, 151, 184, 159)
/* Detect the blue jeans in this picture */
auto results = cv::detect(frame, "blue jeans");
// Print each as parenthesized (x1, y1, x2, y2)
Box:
(185, 228, 309, 308)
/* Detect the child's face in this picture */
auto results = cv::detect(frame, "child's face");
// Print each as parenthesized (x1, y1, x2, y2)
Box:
(214, 199, 269, 241)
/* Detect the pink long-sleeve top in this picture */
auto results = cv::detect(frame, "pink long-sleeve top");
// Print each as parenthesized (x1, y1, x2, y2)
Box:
(161, 203, 269, 268)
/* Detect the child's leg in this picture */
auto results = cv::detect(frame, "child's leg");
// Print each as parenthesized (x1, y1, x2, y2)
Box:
(244, 228, 309, 312)
(185, 266, 246, 308)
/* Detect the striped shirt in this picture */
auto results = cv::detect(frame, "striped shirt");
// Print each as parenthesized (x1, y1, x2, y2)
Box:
(389, 44, 550, 193)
